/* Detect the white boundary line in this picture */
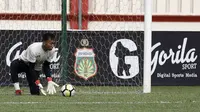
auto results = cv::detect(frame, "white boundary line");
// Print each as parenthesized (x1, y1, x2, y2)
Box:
(0, 101, 197, 105)
(79, 91, 142, 94)
(0, 91, 144, 95)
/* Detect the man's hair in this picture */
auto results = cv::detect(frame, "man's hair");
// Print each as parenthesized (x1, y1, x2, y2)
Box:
(42, 33, 55, 41)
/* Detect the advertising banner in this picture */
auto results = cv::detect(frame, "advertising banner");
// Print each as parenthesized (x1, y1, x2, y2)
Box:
(66, 31, 144, 86)
(1, 30, 144, 86)
(152, 31, 200, 85)
(2, 30, 200, 86)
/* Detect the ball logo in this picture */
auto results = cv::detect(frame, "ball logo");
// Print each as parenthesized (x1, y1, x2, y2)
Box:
(109, 39, 139, 79)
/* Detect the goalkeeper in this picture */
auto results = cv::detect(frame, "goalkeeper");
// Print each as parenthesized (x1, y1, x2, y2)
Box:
(10, 33, 59, 95)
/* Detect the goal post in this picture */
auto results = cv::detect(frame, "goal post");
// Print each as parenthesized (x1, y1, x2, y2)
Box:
(61, 0, 68, 85)
(143, 0, 152, 93)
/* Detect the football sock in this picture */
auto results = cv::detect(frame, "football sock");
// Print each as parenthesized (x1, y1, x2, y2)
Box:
(14, 82, 20, 90)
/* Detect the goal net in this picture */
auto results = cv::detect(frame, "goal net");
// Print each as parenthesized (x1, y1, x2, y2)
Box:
(0, 0, 147, 95)
(61, 0, 145, 94)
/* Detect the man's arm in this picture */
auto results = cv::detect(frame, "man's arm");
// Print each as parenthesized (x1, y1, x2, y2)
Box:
(44, 48, 56, 80)
(43, 61, 51, 78)
(26, 48, 40, 84)
(43, 61, 59, 95)
(29, 62, 46, 95)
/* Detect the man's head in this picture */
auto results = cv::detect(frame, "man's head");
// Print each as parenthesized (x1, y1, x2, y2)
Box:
(42, 33, 55, 51)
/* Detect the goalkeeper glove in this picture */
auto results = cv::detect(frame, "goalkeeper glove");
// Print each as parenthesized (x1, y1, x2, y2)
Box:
(35, 80, 47, 96)
(46, 77, 59, 95)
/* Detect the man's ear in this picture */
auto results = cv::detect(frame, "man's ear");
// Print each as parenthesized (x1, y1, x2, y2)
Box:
(43, 42, 46, 46)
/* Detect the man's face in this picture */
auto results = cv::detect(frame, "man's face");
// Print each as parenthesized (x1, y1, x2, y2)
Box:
(44, 39, 55, 50)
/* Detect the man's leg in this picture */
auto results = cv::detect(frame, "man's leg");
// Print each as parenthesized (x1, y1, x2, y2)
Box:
(26, 71, 40, 95)
(10, 59, 22, 95)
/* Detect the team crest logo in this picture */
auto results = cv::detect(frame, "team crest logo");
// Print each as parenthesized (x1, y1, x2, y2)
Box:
(74, 48, 97, 80)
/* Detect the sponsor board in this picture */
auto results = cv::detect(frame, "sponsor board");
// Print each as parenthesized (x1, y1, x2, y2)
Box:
(67, 31, 143, 86)
(152, 32, 200, 85)
(1, 31, 143, 86)
(2, 30, 199, 86)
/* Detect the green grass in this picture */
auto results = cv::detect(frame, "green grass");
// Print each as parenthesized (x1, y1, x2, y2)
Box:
(0, 86, 200, 112)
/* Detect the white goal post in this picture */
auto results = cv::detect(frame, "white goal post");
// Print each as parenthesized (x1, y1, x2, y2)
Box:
(143, 0, 152, 93)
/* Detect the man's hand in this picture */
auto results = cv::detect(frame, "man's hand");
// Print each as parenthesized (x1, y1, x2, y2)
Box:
(35, 80, 47, 96)
(38, 83, 47, 96)
(47, 77, 59, 95)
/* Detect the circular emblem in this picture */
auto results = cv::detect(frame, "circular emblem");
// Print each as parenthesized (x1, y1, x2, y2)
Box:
(80, 39, 89, 47)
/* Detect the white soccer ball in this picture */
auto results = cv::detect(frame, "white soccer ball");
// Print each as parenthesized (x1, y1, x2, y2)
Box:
(61, 84, 75, 97)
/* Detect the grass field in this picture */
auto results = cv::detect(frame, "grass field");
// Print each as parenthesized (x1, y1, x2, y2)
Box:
(0, 86, 200, 112)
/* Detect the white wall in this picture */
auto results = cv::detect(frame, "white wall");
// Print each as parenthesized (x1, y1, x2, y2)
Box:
(0, 0, 70, 14)
(88, 0, 200, 15)
(0, 0, 200, 15)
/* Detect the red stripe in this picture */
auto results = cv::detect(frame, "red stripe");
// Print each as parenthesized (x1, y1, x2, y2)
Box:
(82, 0, 88, 29)
(0, 13, 61, 20)
(87, 15, 200, 22)
(70, 0, 79, 29)
(0, 13, 200, 22)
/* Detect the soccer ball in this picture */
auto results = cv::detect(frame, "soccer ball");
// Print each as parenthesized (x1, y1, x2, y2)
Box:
(61, 84, 75, 97)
